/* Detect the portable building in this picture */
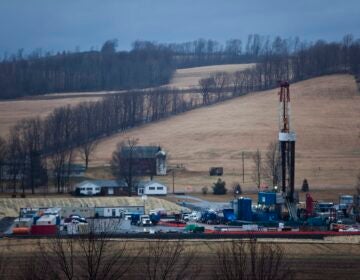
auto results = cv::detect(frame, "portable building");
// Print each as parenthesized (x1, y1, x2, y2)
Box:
(95, 206, 145, 217)
(61, 207, 95, 218)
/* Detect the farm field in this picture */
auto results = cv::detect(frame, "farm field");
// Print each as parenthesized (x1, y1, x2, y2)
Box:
(1, 238, 360, 280)
(166, 63, 255, 88)
(0, 96, 102, 137)
(90, 74, 360, 190)
(0, 63, 252, 137)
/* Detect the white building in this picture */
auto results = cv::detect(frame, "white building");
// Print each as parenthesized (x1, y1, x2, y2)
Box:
(137, 181, 167, 196)
(74, 180, 128, 196)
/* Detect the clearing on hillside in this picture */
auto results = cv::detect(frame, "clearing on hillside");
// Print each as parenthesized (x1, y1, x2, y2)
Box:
(0, 96, 101, 137)
(167, 63, 255, 88)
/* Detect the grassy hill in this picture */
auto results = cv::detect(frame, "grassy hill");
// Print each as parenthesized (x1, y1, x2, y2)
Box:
(90, 74, 360, 190)
(0, 63, 252, 137)
(0, 196, 183, 218)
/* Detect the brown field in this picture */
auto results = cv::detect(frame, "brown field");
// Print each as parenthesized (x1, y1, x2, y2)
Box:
(0, 64, 253, 137)
(91, 74, 360, 190)
(1, 239, 360, 279)
(167, 63, 255, 88)
(0, 96, 101, 137)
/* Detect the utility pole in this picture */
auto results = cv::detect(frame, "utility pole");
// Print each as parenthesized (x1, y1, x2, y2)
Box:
(172, 169, 175, 194)
(242, 151, 245, 184)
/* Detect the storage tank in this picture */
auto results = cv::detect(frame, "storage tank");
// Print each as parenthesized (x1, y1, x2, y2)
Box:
(238, 197, 252, 221)
(12, 227, 30, 235)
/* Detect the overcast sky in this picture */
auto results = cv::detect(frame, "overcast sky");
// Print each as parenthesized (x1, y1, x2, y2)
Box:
(1, 0, 359, 55)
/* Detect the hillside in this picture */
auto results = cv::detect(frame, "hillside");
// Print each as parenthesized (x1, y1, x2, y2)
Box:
(0, 96, 101, 137)
(90, 74, 360, 190)
(167, 63, 255, 88)
(0, 196, 183, 218)
(0, 63, 252, 137)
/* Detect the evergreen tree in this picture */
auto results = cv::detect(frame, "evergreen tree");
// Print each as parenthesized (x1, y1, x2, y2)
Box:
(302, 179, 309, 192)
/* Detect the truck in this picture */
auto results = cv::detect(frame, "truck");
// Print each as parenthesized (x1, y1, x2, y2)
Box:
(138, 215, 152, 226)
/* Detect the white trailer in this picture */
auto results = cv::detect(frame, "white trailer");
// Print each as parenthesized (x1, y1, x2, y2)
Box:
(36, 215, 57, 225)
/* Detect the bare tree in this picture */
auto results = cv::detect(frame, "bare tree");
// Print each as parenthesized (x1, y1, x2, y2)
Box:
(252, 149, 263, 189)
(37, 223, 136, 280)
(199, 77, 215, 105)
(79, 140, 99, 170)
(355, 171, 360, 195)
(0, 136, 7, 193)
(16, 251, 59, 280)
(212, 72, 229, 101)
(0, 247, 7, 280)
(263, 141, 281, 188)
(111, 138, 139, 196)
(49, 148, 75, 193)
(7, 127, 25, 195)
(141, 239, 200, 280)
(211, 239, 293, 280)
(17, 118, 46, 194)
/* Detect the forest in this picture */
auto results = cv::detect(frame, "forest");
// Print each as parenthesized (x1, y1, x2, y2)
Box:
(0, 39, 174, 99)
(0, 34, 359, 193)
(1, 34, 359, 99)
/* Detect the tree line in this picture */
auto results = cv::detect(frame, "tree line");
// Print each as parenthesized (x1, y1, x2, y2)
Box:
(0, 39, 175, 99)
(0, 34, 359, 194)
(1, 34, 359, 100)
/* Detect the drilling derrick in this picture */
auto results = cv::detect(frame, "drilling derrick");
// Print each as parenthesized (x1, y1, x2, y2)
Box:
(278, 81, 296, 203)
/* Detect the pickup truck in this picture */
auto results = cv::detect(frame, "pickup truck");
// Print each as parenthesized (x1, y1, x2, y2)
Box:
(137, 215, 152, 226)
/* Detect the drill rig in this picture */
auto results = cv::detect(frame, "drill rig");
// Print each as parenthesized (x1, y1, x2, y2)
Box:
(278, 82, 297, 220)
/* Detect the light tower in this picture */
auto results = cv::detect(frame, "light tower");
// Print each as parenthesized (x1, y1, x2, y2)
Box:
(278, 81, 296, 203)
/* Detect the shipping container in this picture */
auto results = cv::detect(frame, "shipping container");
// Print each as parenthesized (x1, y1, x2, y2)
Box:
(31, 225, 57, 235)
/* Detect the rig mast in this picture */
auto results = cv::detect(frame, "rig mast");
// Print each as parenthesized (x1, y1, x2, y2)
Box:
(278, 81, 296, 203)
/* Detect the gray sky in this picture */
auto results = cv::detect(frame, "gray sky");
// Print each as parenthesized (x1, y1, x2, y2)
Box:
(1, 0, 359, 55)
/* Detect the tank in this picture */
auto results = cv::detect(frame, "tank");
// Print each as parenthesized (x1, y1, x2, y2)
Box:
(12, 227, 30, 235)
(238, 197, 252, 221)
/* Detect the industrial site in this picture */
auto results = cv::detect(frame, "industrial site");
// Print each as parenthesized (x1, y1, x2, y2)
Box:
(1, 1, 360, 279)
(3, 82, 360, 240)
